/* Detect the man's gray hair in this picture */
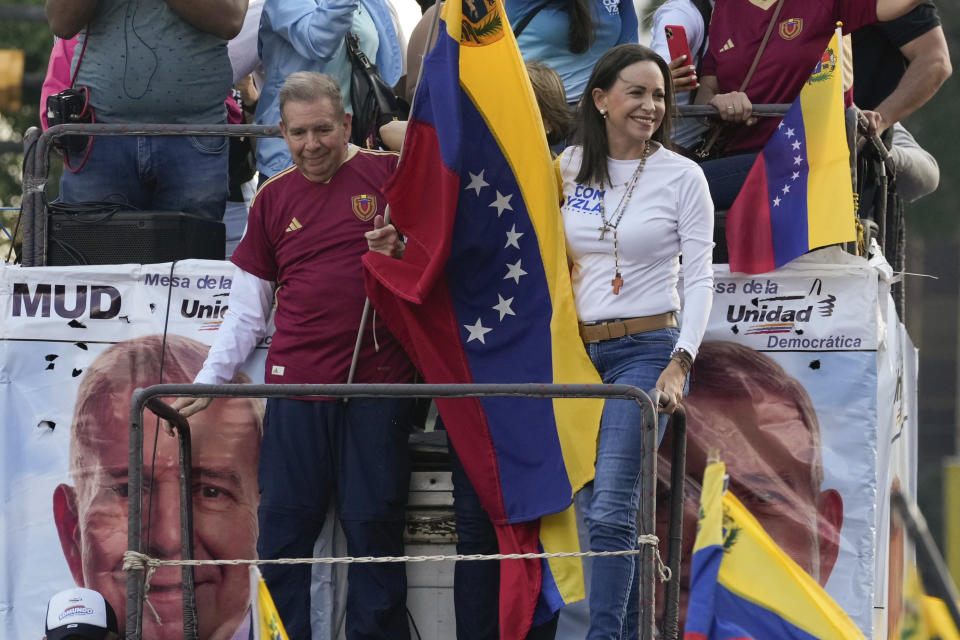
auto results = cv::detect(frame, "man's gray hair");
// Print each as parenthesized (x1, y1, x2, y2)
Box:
(279, 71, 346, 121)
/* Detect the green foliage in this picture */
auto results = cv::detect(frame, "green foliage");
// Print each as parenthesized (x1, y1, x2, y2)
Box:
(0, 0, 51, 259)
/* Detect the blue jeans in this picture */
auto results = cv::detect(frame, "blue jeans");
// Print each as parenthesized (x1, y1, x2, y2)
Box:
(581, 327, 677, 640)
(59, 134, 228, 220)
(257, 397, 414, 639)
(699, 153, 757, 210)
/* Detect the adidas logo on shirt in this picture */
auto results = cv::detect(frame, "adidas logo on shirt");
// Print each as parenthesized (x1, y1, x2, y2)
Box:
(720, 38, 735, 52)
(285, 217, 303, 232)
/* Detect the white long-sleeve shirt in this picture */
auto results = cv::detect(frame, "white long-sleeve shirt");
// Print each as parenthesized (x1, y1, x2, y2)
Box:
(195, 266, 275, 385)
(559, 145, 714, 358)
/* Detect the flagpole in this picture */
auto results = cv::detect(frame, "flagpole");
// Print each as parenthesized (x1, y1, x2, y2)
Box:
(345, 2, 446, 389)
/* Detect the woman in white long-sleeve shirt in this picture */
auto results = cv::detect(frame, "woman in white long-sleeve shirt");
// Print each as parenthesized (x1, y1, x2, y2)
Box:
(558, 44, 713, 639)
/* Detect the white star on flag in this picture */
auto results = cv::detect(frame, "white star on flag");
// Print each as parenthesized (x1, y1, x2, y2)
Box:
(504, 224, 523, 249)
(464, 318, 493, 344)
(489, 191, 514, 216)
(465, 171, 489, 196)
(793, 156, 803, 166)
(791, 140, 801, 150)
(493, 294, 516, 320)
(791, 171, 800, 180)
(773, 196, 781, 207)
(782, 184, 791, 194)
(785, 127, 795, 138)
(504, 259, 527, 284)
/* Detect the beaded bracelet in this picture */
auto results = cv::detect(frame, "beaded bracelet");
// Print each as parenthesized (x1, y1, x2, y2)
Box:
(670, 347, 693, 375)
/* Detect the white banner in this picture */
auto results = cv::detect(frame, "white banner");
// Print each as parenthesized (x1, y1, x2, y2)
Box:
(0, 255, 915, 639)
(692, 253, 885, 635)
(0, 261, 268, 640)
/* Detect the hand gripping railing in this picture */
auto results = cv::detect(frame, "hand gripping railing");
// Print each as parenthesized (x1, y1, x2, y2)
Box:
(126, 383, 663, 640)
(20, 123, 282, 266)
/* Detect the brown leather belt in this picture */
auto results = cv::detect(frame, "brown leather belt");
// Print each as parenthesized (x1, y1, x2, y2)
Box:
(579, 312, 677, 343)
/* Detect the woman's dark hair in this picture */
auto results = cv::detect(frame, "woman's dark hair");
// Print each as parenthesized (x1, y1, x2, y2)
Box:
(567, 0, 595, 54)
(573, 44, 675, 187)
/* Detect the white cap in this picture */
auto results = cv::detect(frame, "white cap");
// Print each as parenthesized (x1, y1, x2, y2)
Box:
(45, 587, 117, 640)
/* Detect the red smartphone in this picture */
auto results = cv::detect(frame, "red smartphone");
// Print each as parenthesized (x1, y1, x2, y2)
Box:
(664, 24, 695, 75)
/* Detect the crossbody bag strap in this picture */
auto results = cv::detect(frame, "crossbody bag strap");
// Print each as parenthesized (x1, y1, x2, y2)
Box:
(512, 0, 552, 38)
(739, 0, 786, 92)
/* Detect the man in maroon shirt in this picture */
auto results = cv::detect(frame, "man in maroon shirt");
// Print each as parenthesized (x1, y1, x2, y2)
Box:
(698, 0, 927, 153)
(171, 71, 415, 639)
(694, 0, 927, 210)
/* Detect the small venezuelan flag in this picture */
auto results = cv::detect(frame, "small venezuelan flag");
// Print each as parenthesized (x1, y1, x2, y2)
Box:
(362, 0, 603, 635)
(683, 458, 865, 640)
(726, 28, 856, 274)
(251, 566, 290, 640)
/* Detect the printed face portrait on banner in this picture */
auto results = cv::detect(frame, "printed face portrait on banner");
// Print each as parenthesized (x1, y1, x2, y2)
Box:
(51, 334, 264, 640)
(655, 341, 844, 626)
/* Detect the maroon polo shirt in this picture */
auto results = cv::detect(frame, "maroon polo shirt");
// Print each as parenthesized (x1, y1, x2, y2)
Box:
(702, 0, 877, 154)
(232, 148, 414, 387)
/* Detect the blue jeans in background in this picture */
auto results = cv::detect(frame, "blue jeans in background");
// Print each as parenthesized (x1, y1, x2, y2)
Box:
(60, 134, 229, 220)
(581, 327, 677, 640)
(699, 153, 757, 211)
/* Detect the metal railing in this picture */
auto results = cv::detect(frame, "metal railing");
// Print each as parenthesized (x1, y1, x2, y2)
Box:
(127, 382, 665, 640)
(19, 107, 896, 268)
(19, 123, 282, 266)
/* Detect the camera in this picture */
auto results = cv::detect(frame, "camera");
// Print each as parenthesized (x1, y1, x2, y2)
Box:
(46, 87, 94, 153)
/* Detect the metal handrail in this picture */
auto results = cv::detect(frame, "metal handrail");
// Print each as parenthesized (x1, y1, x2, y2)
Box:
(126, 382, 660, 640)
(20, 123, 282, 267)
(661, 406, 687, 640)
(675, 103, 789, 118)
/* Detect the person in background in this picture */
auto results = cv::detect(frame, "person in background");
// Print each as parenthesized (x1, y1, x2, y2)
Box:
(526, 60, 575, 152)
(44, 587, 119, 640)
(693, 0, 927, 210)
(380, 60, 572, 153)
(559, 43, 714, 639)
(404, 0, 638, 108)
(648, 0, 713, 153)
(853, 1, 951, 138)
(44, 0, 246, 221)
(253, 0, 404, 182)
(39, 35, 77, 130)
(853, 1, 949, 206)
(508, 0, 639, 106)
(889, 123, 940, 203)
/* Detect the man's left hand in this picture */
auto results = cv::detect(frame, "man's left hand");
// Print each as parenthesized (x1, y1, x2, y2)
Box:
(365, 215, 405, 259)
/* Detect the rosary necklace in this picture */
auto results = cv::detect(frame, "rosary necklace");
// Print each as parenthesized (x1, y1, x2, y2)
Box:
(597, 141, 651, 295)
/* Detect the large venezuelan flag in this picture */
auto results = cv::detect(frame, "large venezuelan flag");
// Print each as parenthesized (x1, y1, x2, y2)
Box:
(726, 30, 855, 274)
(361, 0, 603, 635)
(683, 459, 865, 640)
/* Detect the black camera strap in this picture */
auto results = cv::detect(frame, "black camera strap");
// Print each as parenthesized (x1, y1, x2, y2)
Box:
(60, 30, 95, 173)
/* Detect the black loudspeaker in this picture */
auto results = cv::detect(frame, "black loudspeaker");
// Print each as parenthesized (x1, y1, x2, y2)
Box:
(47, 210, 226, 266)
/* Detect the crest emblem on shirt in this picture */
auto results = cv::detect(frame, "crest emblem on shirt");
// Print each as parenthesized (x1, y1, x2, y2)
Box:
(778, 18, 803, 40)
(352, 194, 377, 221)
